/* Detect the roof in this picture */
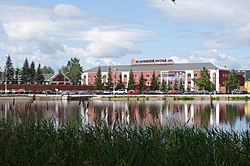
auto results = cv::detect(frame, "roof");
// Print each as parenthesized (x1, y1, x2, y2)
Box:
(43, 74, 53, 81)
(83, 62, 220, 73)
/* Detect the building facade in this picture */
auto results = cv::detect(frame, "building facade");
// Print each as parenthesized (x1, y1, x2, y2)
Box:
(82, 59, 240, 92)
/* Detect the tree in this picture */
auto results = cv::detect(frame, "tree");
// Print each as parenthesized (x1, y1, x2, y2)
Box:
(41, 66, 54, 74)
(127, 69, 135, 90)
(106, 67, 113, 90)
(150, 70, 159, 90)
(117, 73, 125, 89)
(173, 79, 178, 90)
(193, 67, 211, 91)
(14, 68, 20, 84)
(225, 70, 240, 93)
(179, 79, 184, 92)
(4, 54, 15, 84)
(61, 57, 83, 85)
(161, 79, 167, 91)
(30, 61, 36, 84)
(138, 72, 146, 91)
(167, 81, 171, 91)
(20, 58, 30, 84)
(36, 63, 44, 84)
(94, 66, 103, 90)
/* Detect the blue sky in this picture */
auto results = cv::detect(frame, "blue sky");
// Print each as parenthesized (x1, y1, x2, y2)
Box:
(0, 0, 249, 71)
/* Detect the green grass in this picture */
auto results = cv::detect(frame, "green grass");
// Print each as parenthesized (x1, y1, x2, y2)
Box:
(0, 120, 250, 165)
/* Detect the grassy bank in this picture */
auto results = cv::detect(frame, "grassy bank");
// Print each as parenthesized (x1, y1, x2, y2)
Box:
(0, 120, 250, 165)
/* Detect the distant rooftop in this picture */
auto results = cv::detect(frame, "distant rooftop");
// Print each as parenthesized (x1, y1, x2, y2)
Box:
(83, 62, 221, 73)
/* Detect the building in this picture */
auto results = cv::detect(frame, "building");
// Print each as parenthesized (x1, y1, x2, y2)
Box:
(245, 70, 250, 93)
(82, 58, 240, 92)
(44, 71, 71, 85)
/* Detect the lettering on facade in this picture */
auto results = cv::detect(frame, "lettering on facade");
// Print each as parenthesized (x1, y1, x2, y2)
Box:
(131, 58, 174, 65)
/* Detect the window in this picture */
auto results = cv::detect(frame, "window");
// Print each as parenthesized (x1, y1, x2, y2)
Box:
(187, 73, 191, 77)
(188, 81, 191, 84)
(124, 74, 127, 78)
(194, 74, 197, 77)
(158, 74, 161, 78)
(103, 75, 106, 78)
(146, 74, 149, 77)
(134, 75, 137, 78)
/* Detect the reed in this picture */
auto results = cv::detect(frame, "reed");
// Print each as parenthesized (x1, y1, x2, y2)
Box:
(0, 120, 249, 165)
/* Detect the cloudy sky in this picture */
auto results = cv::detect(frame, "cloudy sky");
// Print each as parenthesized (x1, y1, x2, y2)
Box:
(0, 0, 250, 71)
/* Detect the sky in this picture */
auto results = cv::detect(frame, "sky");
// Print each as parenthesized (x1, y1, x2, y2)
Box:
(0, 0, 250, 71)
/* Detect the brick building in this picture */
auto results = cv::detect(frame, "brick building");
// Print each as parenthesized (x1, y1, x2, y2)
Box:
(82, 58, 244, 92)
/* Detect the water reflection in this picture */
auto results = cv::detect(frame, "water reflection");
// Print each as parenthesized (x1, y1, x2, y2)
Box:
(0, 100, 249, 131)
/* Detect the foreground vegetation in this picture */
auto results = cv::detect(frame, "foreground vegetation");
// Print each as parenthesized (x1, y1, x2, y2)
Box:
(0, 120, 250, 165)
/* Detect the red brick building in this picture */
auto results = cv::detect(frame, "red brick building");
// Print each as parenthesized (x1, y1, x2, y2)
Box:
(82, 59, 244, 92)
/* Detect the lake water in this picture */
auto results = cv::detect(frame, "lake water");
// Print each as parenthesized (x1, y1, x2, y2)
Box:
(0, 99, 249, 131)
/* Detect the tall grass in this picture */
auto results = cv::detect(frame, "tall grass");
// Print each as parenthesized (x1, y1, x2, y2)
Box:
(0, 119, 249, 165)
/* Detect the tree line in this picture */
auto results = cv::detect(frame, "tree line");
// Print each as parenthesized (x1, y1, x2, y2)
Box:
(0, 55, 83, 85)
(94, 66, 240, 93)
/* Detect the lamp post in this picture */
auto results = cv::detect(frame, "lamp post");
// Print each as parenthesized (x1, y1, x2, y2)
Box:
(4, 68, 7, 94)
(113, 68, 118, 94)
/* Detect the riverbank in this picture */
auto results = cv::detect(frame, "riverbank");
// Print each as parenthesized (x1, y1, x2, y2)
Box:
(0, 94, 249, 101)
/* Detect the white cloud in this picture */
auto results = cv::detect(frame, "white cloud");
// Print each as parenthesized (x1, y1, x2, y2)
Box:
(173, 49, 240, 69)
(0, 2, 152, 69)
(53, 4, 87, 19)
(150, 0, 250, 23)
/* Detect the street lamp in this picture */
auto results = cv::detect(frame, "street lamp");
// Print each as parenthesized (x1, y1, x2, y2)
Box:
(113, 68, 118, 94)
(4, 68, 7, 94)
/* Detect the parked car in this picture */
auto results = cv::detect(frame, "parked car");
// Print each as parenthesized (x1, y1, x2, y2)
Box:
(113, 89, 127, 95)
(232, 89, 248, 94)
(167, 90, 182, 95)
(127, 90, 139, 95)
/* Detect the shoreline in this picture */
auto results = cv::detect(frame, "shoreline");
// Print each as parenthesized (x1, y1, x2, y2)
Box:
(0, 94, 249, 101)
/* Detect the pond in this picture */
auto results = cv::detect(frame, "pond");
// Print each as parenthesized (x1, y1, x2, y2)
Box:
(0, 99, 249, 131)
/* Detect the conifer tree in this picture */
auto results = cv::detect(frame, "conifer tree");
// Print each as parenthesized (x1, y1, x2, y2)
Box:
(4, 54, 14, 84)
(150, 70, 159, 90)
(106, 67, 113, 90)
(30, 61, 36, 84)
(173, 79, 178, 90)
(14, 68, 20, 84)
(36, 63, 44, 84)
(161, 79, 167, 91)
(127, 68, 135, 90)
(138, 72, 146, 91)
(94, 66, 103, 90)
(117, 73, 125, 89)
(21, 58, 30, 84)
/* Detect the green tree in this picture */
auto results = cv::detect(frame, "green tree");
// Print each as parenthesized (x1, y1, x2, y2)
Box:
(106, 67, 113, 90)
(30, 61, 36, 84)
(225, 70, 240, 93)
(36, 63, 44, 84)
(138, 72, 146, 91)
(179, 79, 184, 92)
(116, 73, 125, 90)
(94, 66, 103, 90)
(150, 70, 159, 90)
(4, 55, 15, 84)
(61, 57, 83, 85)
(193, 67, 211, 91)
(20, 58, 30, 84)
(167, 81, 171, 91)
(173, 79, 178, 90)
(160, 79, 167, 91)
(41, 66, 54, 74)
(128, 69, 135, 90)
(14, 68, 20, 84)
